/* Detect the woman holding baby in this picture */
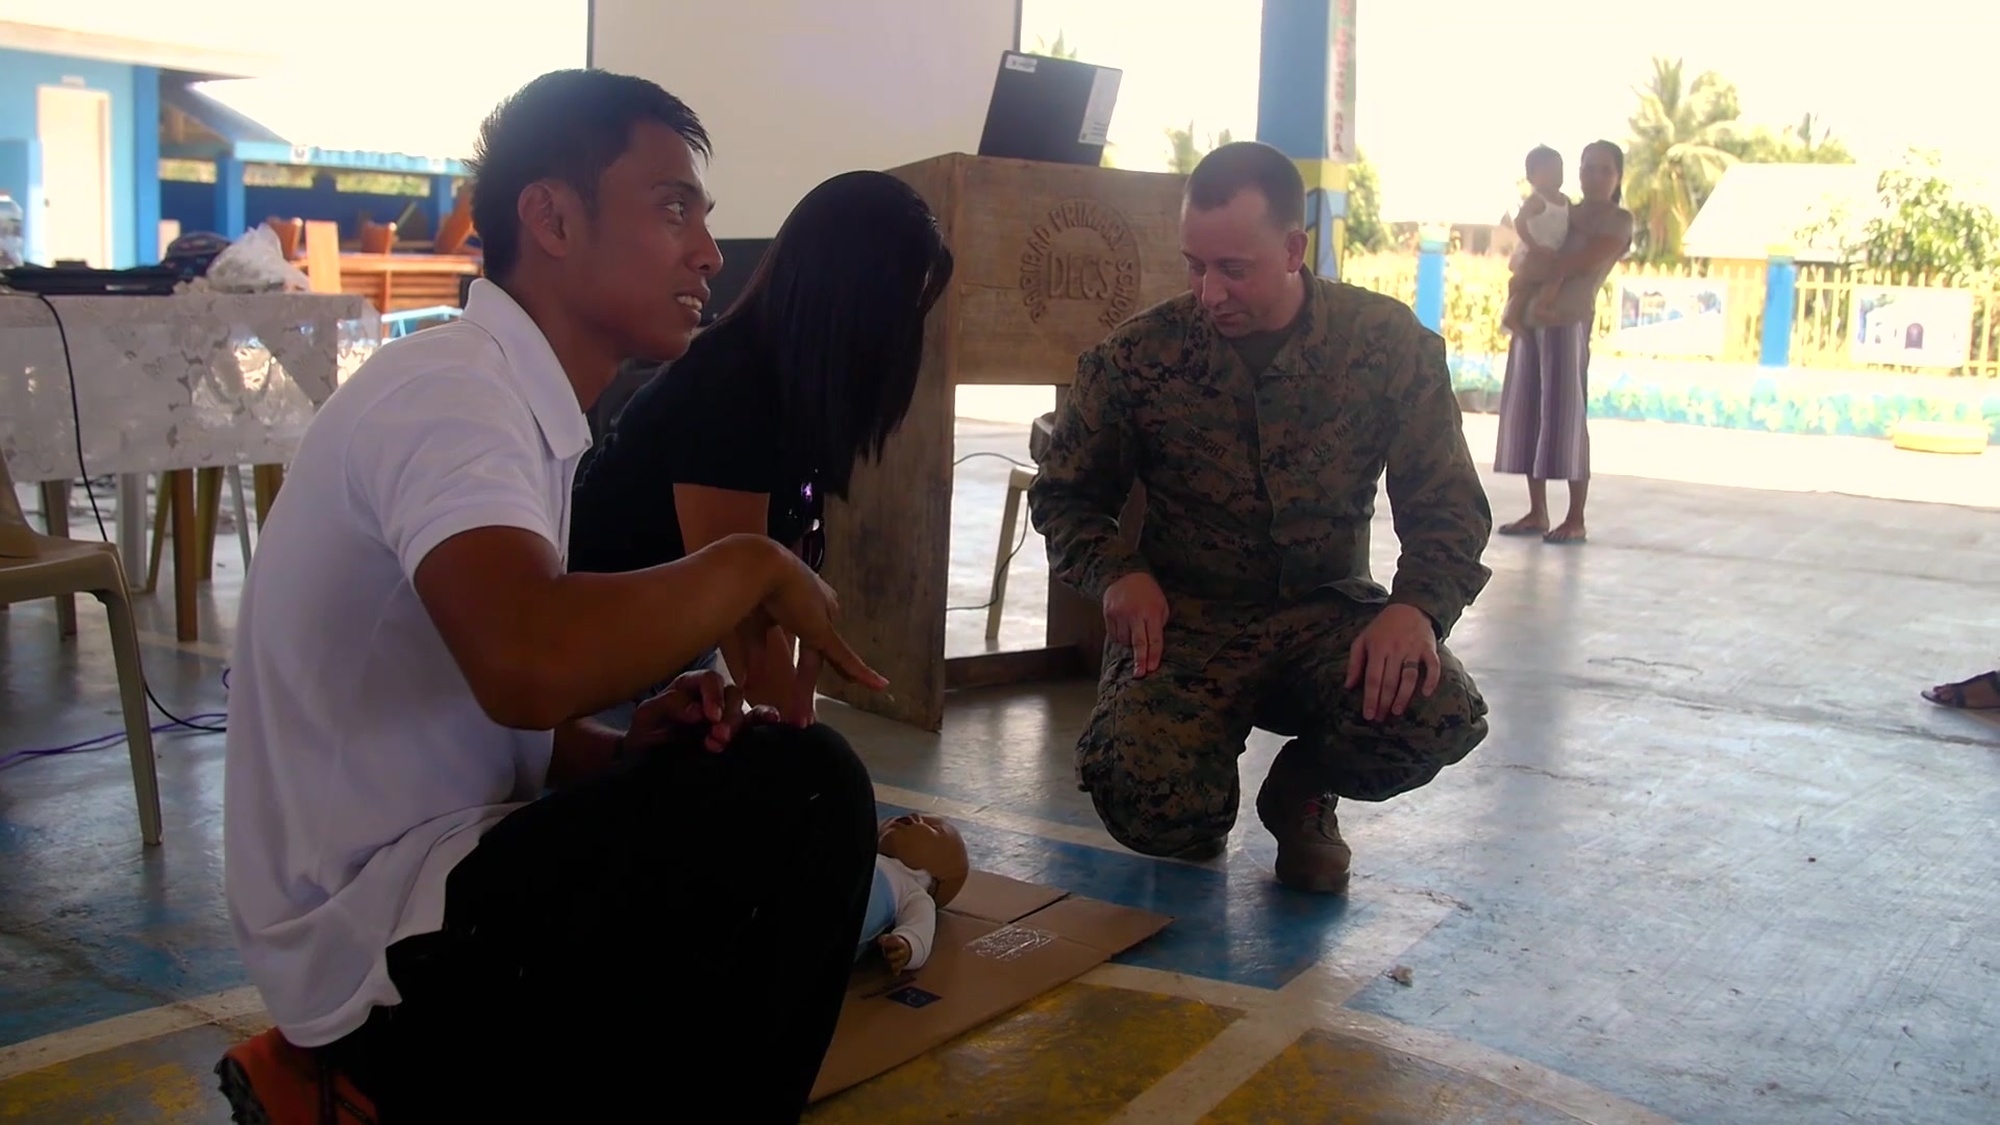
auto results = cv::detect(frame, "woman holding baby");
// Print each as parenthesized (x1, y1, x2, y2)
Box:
(1495, 139, 1634, 545)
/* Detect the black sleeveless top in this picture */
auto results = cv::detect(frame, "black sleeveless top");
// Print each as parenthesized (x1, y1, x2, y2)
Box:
(567, 346, 823, 575)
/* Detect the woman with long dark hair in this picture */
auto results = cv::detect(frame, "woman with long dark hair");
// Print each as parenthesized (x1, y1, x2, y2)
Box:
(1494, 139, 1633, 545)
(569, 169, 954, 723)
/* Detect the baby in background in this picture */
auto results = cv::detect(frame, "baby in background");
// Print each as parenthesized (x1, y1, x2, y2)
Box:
(1503, 145, 1570, 333)
(856, 812, 970, 975)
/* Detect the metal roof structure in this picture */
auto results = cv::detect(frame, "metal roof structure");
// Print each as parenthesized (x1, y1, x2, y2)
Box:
(1684, 162, 2000, 263)
(163, 77, 472, 177)
(1682, 164, 1880, 263)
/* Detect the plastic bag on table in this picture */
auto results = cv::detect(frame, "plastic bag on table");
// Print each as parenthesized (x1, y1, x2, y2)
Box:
(206, 225, 310, 293)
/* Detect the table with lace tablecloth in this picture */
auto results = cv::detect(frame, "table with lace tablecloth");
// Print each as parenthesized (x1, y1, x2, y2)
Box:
(0, 289, 379, 640)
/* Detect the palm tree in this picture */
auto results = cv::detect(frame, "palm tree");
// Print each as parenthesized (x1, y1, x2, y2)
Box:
(1778, 112, 1854, 164)
(1722, 110, 1855, 166)
(1166, 122, 1236, 175)
(1030, 31, 1079, 60)
(1792, 113, 1833, 158)
(1624, 57, 1742, 261)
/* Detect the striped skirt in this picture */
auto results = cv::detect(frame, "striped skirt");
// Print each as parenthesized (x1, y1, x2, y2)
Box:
(1494, 322, 1591, 481)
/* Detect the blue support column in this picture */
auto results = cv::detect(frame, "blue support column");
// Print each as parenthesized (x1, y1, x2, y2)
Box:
(1257, 0, 1357, 281)
(1415, 235, 1446, 332)
(215, 155, 246, 238)
(1761, 250, 1797, 368)
(431, 174, 456, 239)
(132, 66, 161, 263)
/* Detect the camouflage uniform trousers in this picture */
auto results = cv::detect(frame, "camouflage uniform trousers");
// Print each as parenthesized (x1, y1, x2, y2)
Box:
(1076, 592, 1489, 859)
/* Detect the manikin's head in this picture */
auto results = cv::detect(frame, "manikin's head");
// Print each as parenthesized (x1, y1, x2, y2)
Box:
(878, 813, 969, 908)
(1180, 141, 1309, 339)
(1525, 145, 1565, 197)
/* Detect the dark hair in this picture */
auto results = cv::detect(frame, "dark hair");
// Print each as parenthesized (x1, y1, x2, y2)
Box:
(1583, 139, 1625, 205)
(700, 171, 954, 499)
(1185, 141, 1306, 230)
(468, 69, 711, 282)
(1525, 145, 1562, 175)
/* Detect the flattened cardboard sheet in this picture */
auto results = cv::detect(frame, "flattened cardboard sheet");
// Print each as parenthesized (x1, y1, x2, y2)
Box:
(950, 870, 1066, 923)
(808, 871, 1171, 1102)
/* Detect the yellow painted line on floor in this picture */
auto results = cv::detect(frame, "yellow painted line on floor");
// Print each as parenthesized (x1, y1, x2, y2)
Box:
(0, 906, 1671, 1125)
(1323, 1008, 1679, 1125)
(1101, 883, 1459, 1124)
(1101, 955, 1330, 1123)
(0, 792, 1442, 1088)
(0, 791, 1658, 1125)
(0, 791, 1246, 1092)
(0, 987, 263, 1083)
(805, 983, 1240, 1123)
(1091, 894, 1670, 1125)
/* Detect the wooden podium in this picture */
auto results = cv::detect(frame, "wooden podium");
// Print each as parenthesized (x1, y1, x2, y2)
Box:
(817, 154, 1187, 731)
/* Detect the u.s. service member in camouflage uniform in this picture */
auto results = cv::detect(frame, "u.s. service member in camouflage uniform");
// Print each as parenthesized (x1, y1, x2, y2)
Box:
(1029, 142, 1494, 894)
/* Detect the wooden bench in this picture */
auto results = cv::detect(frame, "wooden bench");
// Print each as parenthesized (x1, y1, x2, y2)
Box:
(301, 219, 478, 317)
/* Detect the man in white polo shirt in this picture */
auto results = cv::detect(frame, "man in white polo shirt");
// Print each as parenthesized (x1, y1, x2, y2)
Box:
(216, 70, 885, 1123)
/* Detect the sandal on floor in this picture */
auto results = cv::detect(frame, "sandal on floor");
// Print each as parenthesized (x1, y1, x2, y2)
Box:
(1921, 670, 2000, 710)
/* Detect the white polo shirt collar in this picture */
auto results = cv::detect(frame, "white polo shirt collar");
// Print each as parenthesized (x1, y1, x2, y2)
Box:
(461, 278, 593, 462)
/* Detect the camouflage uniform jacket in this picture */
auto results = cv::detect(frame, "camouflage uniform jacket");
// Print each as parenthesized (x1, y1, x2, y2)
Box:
(1028, 277, 1493, 637)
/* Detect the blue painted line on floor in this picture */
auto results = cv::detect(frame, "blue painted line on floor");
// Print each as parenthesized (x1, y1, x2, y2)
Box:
(0, 974, 143, 1049)
(4, 795, 1332, 1049)
(880, 801, 1368, 991)
(0, 730, 241, 1046)
(0, 910, 246, 1047)
(5, 674, 1352, 1051)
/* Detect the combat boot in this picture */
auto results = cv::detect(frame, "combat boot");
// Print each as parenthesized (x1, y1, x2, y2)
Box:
(1254, 744, 1352, 894)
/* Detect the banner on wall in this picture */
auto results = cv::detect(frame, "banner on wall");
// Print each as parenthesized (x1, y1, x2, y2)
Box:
(1330, 0, 1357, 161)
(1849, 286, 1974, 368)
(1601, 276, 1728, 357)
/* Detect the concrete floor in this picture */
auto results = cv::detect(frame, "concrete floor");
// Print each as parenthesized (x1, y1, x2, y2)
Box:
(3, 416, 1998, 1123)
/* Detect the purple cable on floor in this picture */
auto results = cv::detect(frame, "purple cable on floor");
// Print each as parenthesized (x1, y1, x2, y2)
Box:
(0, 713, 229, 771)
(0, 667, 233, 770)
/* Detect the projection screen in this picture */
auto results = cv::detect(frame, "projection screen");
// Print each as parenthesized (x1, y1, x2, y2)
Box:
(589, 0, 1023, 240)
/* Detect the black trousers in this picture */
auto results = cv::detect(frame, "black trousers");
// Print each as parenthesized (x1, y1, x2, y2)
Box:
(322, 723, 878, 1123)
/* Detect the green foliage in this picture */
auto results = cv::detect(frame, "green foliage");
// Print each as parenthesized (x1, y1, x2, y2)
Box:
(1029, 31, 1079, 60)
(1165, 122, 1236, 175)
(1344, 150, 1388, 254)
(1809, 150, 2000, 281)
(1343, 253, 1513, 360)
(1624, 58, 1742, 262)
(1623, 59, 1852, 262)
(1720, 113, 1854, 166)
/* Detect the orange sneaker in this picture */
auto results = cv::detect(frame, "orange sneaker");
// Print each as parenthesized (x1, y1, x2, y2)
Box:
(214, 1029, 378, 1125)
